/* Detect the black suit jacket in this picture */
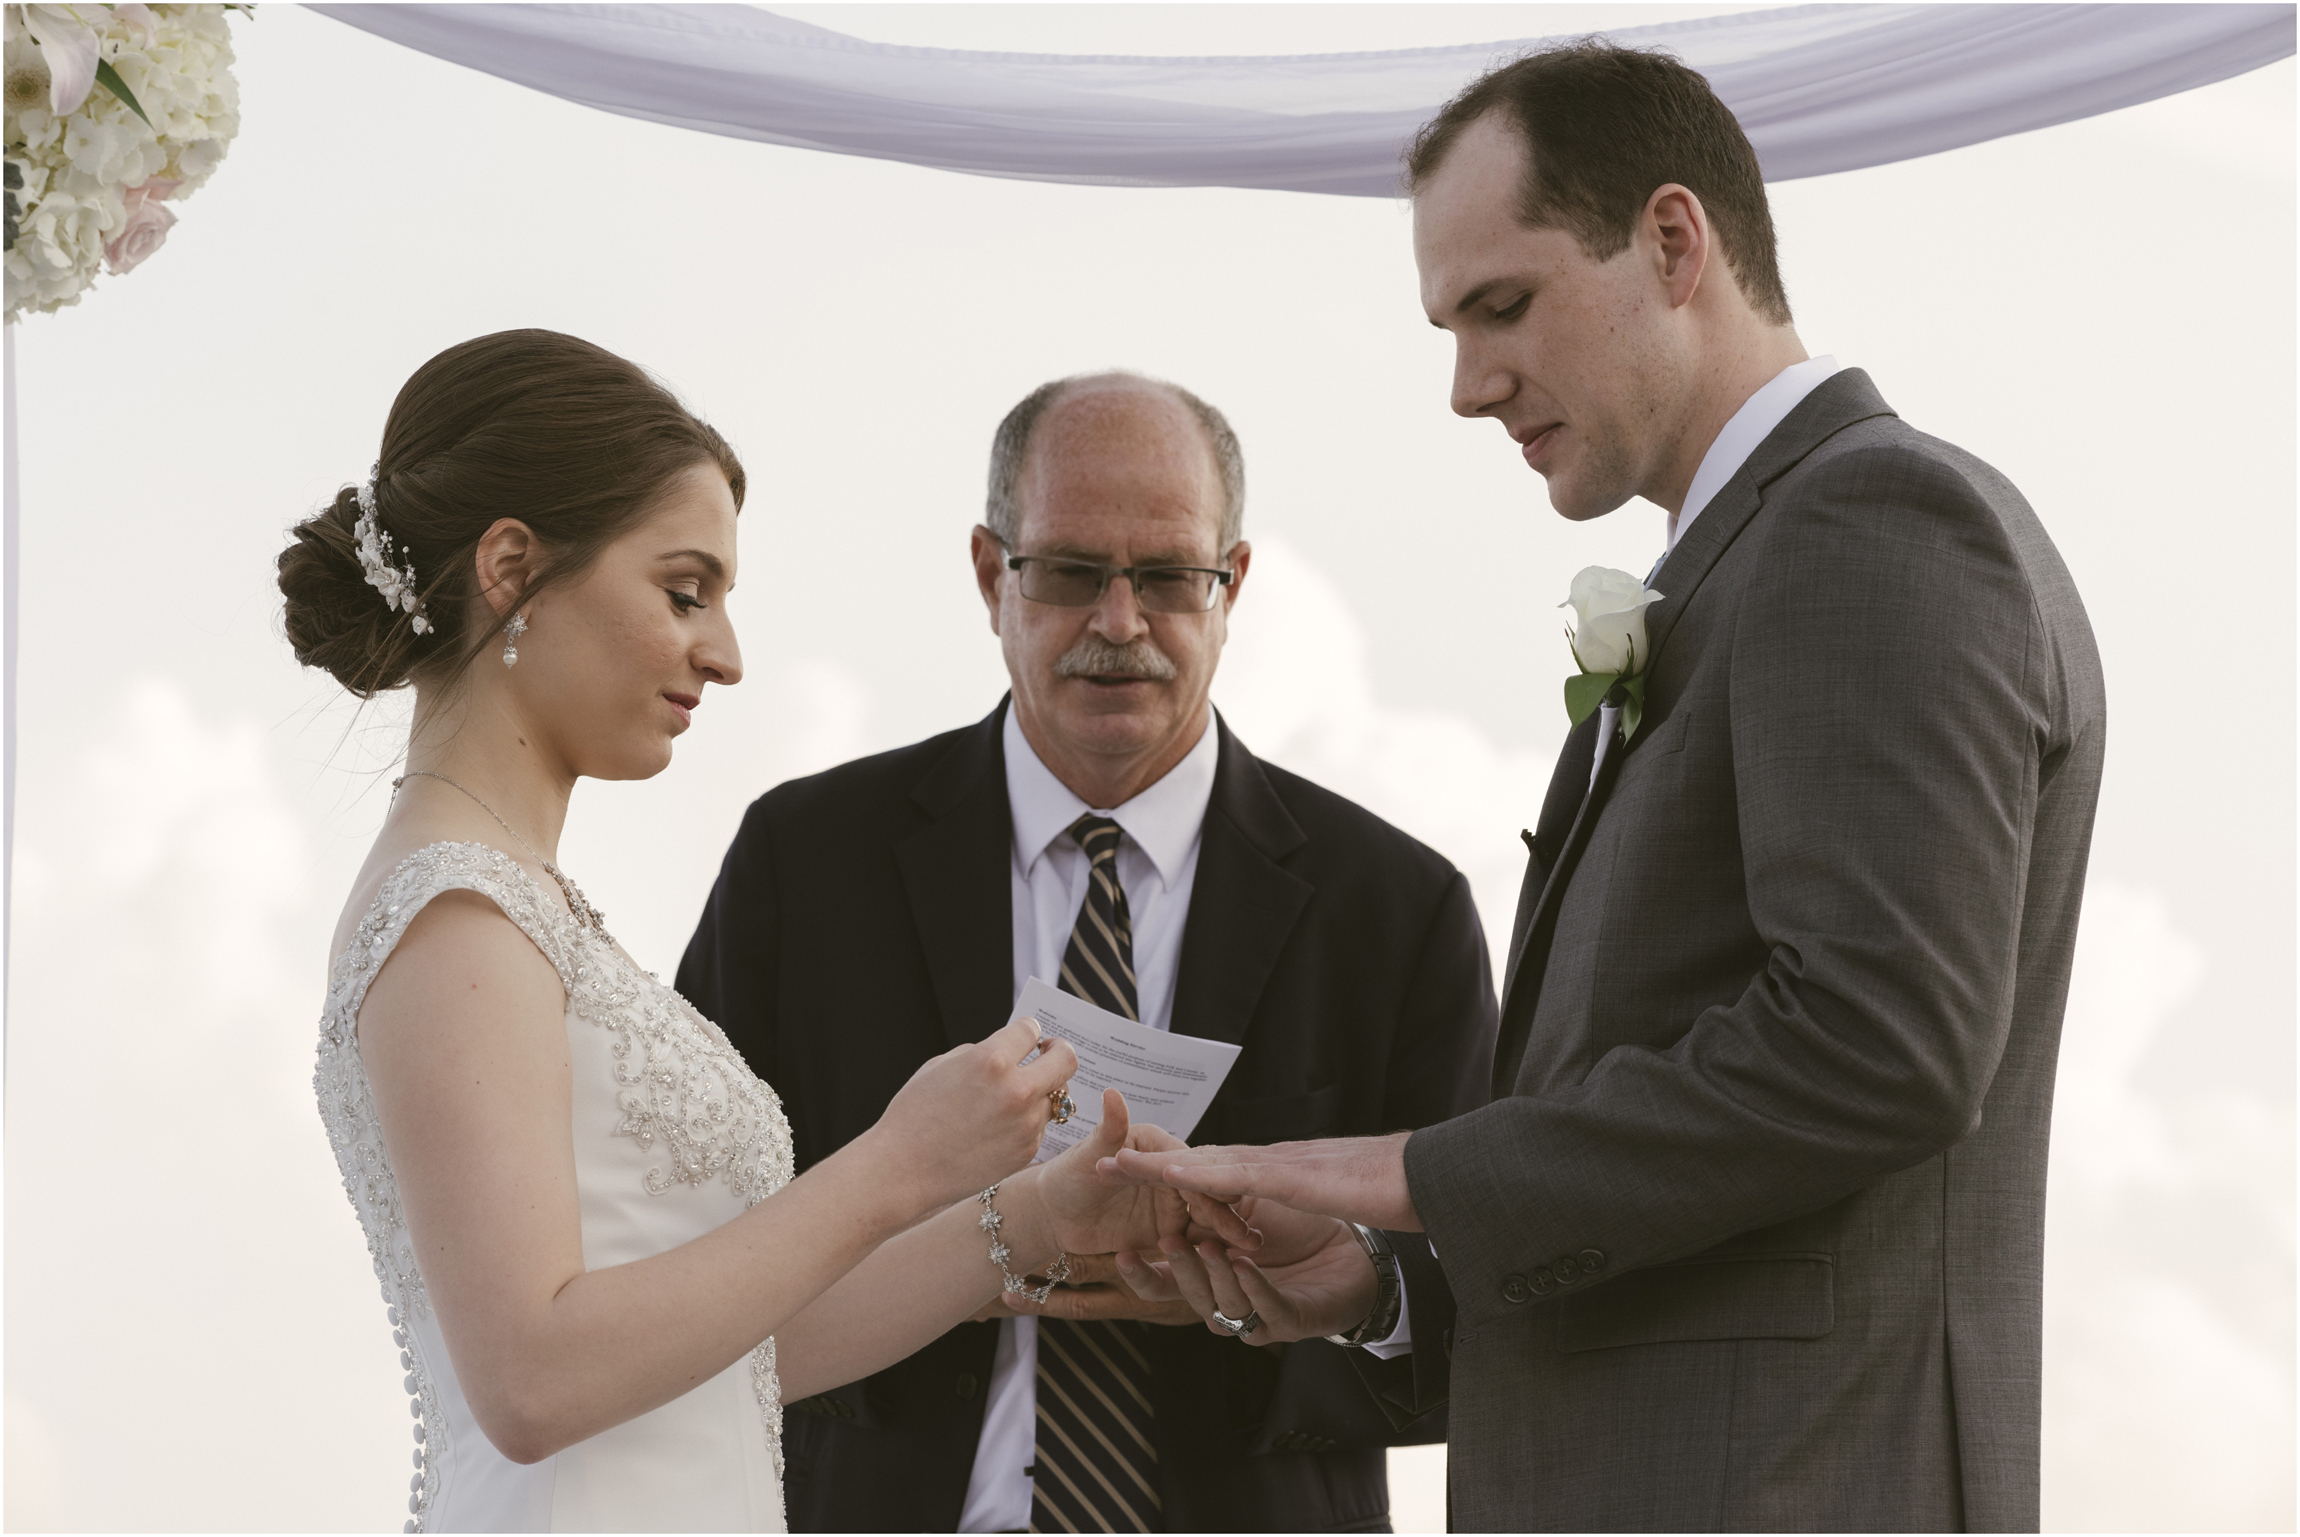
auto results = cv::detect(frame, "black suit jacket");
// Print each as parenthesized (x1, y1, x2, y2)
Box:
(677, 702, 1497, 1533)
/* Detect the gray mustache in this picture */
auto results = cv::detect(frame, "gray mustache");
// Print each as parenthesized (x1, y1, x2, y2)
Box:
(1054, 636, 1179, 683)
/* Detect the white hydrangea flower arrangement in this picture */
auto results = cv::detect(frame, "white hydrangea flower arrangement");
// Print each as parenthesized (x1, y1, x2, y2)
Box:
(4, 3, 244, 321)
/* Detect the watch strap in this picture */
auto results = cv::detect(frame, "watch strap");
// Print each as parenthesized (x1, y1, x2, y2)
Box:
(1325, 1224, 1403, 1348)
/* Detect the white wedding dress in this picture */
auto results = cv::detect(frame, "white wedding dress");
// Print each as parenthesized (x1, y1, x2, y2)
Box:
(314, 843, 795, 1533)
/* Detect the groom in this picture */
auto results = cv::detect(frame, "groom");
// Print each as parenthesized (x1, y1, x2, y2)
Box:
(1115, 42, 2105, 1532)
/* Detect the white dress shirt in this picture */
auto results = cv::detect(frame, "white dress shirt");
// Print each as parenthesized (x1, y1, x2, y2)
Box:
(1671, 353, 1841, 552)
(1594, 355, 1844, 784)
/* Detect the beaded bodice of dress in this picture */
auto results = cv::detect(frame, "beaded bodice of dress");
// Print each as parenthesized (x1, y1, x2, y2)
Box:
(313, 841, 796, 1531)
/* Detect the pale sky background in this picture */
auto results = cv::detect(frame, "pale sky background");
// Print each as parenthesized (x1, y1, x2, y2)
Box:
(3, 5, 2292, 1532)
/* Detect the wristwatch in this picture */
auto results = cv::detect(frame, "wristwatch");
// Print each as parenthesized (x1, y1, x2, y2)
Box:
(1324, 1224, 1403, 1348)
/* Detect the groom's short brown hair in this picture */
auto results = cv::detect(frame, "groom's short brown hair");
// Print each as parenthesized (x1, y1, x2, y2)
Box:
(1406, 41, 1793, 326)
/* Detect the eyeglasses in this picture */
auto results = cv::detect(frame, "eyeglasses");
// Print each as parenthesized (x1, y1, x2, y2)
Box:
(1004, 552, 1235, 614)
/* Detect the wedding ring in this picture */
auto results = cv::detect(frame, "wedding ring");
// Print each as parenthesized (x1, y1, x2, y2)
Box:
(1211, 1308, 1261, 1338)
(1048, 1085, 1076, 1126)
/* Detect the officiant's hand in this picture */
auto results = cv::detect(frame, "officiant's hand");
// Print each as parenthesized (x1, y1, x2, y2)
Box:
(1098, 1131, 1421, 1232)
(1112, 1201, 1379, 1345)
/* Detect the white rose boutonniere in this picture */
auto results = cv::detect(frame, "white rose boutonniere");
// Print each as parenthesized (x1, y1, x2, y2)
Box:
(1561, 565, 1665, 742)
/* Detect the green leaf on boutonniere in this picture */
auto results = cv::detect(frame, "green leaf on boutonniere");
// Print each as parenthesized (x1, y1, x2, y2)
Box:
(1616, 671, 1649, 743)
(94, 60, 154, 130)
(1564, 670, 1652, 740)
(1565, 671, 1615, 727)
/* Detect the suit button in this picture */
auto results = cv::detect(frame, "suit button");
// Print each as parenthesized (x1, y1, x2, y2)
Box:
(1555, 1256, 1580, 1283)
(1501, 1274, 1531, 1304)
(1531, 1268, 1557, 1295)
(955, 1373, 979, 1401)
(1579, 1248, 1608, 1274)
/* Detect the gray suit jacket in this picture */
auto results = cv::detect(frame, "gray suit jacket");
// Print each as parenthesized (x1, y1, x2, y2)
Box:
(1401, 370, 2105, 1531)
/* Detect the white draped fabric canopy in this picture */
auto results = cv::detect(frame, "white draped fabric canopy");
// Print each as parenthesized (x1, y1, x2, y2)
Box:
(312, 2, 2295, 192)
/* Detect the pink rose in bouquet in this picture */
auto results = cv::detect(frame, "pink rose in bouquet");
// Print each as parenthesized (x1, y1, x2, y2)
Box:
(102, 178, 179, 275)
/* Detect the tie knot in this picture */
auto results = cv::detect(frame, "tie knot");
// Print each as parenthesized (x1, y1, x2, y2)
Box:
(1070, 814, 1123, 867)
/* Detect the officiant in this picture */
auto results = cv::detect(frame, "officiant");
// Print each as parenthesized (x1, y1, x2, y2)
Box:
(677, 370, 1496, 1533)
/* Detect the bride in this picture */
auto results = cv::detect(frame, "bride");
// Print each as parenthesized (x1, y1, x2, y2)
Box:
(278, 330, 1238, 1532)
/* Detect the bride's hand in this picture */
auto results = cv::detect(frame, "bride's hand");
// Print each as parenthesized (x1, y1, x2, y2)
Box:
(1028, 1096, 1260, 1259)
(859, 1017, 1077, 1223)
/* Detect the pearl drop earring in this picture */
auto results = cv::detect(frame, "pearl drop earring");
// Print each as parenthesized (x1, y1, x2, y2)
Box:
(502, 611, 528, 668)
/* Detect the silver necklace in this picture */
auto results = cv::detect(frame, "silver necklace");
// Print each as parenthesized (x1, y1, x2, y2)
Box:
(392, 770, 611, 936)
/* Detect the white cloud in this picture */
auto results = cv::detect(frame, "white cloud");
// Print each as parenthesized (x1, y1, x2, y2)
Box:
(6, 679, 406, 1531)
(1218, 535, 1557, 971)
(2045, 1275, 2293, 1531)
(5, 1396, 69, 1532)
(2043, 881, 2295, 1531)
(2049, 881, 2207, 1193)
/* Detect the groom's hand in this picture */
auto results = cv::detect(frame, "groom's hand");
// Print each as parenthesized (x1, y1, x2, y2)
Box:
(1100, 1131, 1422, 1232)
(1113, 1215, 1379, 1345)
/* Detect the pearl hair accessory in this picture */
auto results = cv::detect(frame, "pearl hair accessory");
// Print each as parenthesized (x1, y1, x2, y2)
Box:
(353, 464, 432, 635)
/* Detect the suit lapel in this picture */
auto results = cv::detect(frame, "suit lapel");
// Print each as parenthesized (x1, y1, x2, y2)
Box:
(1504, 713, 1602, 995)
(1170, 719, 1312, 1051)
(1492, 727, 1628, 1095)
(1640, 368, 1900, 684)
(895, 703, 1019, 1052)
(1489, 370, 1901, 1096)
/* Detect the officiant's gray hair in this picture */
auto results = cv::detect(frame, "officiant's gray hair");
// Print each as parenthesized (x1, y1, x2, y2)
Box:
(986, 371, 1245, 552)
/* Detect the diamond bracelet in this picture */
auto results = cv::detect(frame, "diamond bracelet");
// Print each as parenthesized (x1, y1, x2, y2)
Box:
(977, 1183, 1072, 1304)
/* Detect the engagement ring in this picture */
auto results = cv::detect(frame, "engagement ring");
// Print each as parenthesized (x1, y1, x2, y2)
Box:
(1211, 1308, 1261, 1338)
(1048, 1085, 1076, 1125)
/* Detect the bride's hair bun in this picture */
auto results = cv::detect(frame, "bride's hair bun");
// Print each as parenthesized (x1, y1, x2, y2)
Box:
(277, 328, 745, 699)
(277, 484, 435, 697)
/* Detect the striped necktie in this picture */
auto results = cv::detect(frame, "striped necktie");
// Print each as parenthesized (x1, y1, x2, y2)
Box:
(1032, 815, 1162, 1533)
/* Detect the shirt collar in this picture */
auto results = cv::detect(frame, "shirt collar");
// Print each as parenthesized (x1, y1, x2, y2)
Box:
(1671, 354, 1842, 551)
(1003, 705, 1219, 888)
